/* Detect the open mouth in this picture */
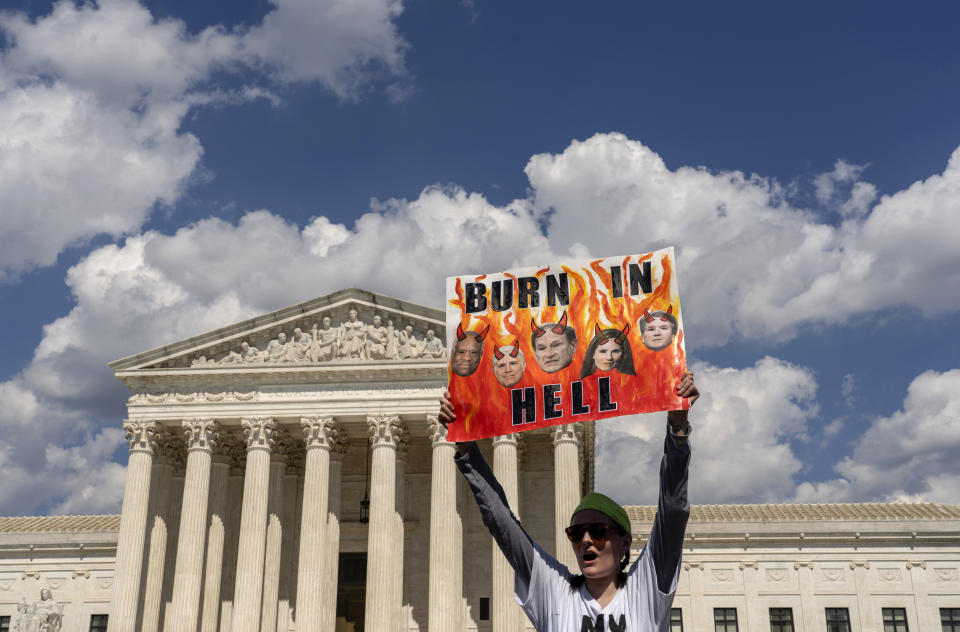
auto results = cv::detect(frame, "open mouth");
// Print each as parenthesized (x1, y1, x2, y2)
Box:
(582, 550, 598, 562)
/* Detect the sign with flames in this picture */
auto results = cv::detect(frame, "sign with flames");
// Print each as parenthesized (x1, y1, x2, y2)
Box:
(445, 247, 689, 441)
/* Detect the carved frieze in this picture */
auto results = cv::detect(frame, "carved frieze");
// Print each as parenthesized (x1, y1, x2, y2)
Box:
(935, 568, 959, 582)
(186, 305, 446, 368)
(765, 569, 788, 582)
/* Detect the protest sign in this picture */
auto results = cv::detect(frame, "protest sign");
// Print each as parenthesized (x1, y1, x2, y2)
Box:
(445, 247, 688, 441)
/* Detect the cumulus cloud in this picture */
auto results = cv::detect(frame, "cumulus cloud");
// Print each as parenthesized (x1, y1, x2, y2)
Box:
(596, 357, 819, 504)
(794, 368, 960, 504)
(0, 0, 409, 277)
(525, 133, 960, 346)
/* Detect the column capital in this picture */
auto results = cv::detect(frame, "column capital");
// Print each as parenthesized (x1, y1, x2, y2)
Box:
(367, 415, 404, 448)
(330, 433, 350, 462)
(426, 415, 453, 448)
(182, 418, 220, 453)
(550, 422, 583, 446)
(301, 416, 341, 451)
(241, 416, 277, 452)
(123, 420, 160, 454)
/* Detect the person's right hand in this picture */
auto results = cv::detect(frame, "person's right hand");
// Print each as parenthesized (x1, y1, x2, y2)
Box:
(439, 390, 456, 428)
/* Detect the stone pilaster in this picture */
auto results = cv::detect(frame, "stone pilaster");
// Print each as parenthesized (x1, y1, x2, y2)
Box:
(199, 437, 233, 632)
(552, 423, 583, 570)
(277, 441, 303, 632)
(108, 420, 159, 632)
(260, 431, 289, 632)
(394, 430, 409, 628)
(230, 417, 277, 632)
(492, 432, 523, 632)
(166, 418, 219, 632)
(218, 443, 246, 632)
(427, 416, 462, 632)
(140, 429, 178, 632)
(319, 433, 348, 632)
(364, 415, 404, 632)
(295, 416, 339, 631)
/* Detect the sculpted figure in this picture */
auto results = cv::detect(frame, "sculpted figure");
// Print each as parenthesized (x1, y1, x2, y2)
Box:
(21, 588, 62, 632)
(190, 355, 210, 367)
(314, 316, 339, 361)
(421, 329, 446, 359)
(289, 327, 313, 362)
(339, 309, 366, 359)
(399, 325, 420, 359)
(264, 332, 288, 363)
(240, 341, 261, 363)
(365, 315, 389, 359)
(218, 348, 243, 364)
(14, 598, 28, 632)
(385, 319, 399, 359)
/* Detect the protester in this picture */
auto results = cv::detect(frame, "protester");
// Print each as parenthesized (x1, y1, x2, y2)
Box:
(438, 371, 698, 631)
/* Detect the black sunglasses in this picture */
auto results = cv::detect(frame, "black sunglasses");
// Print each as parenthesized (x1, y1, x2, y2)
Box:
(565, 522, 619, 544)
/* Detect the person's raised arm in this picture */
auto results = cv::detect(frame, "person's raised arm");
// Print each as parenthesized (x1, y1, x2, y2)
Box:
(439, 392, 537, 585)
(648, 371, 698, 594)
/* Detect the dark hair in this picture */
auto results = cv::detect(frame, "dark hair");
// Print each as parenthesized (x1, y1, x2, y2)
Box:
(529, 325, 577, 350)
(579, 329, 636, 379)
(567, 536, 631, 591)
(638, 310, 678, 335)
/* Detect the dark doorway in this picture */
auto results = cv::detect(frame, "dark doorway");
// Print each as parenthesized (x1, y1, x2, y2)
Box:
(336, 553, 367, 631)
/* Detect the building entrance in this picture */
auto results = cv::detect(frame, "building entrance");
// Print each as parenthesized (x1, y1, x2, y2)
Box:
(335, 552, 367, 631)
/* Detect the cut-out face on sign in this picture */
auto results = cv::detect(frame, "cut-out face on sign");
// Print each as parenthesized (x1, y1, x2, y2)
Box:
(530, 312, 577, 373)
(451, 323, 489, 377)
(639, 307, 678, 351)
(579, 324, 636, 379)
(492, 340, 526, 387)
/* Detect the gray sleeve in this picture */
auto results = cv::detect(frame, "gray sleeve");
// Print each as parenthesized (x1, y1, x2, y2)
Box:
(648, 426, 691, 594)
(455, 442, 536, 586)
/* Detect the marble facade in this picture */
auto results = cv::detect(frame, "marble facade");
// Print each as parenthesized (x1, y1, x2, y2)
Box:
(0, 289, 957, 632)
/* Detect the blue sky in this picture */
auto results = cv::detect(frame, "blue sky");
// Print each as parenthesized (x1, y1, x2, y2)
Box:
(0, 0, 958, 515)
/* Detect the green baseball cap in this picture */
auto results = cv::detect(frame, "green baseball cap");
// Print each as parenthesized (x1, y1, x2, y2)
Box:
(571, 492, 631, 534)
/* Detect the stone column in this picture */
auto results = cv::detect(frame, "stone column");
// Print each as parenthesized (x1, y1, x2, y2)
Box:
(394, 432, 410, 629)
(295, 416, 338, 631)
(364, 415, 404, 632)
(108, 420, 159, 632)
(230, 417, 277, 632)
(491, 433, 523, 632)
(427, 416, 462, 632)
(260, 432, 289, 632)
(199, 439, 232, 632)
(140, 430, 177, 632)
(166, 419, 219, 632)
(277, 442, 302, 632)
(319, 434, 348, 632)
(218, 446, 246, 632)
(552, 423, 582, 570)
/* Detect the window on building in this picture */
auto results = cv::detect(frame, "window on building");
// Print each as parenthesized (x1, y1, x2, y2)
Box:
(714, 607, 738, 632)
(1, 615, 10, 632)
(943, 608, 960, 632)
(89, 615, 108, 632)
(770, 607, 794, 632)
(670, 608, 683, 631)
(479, 597, 490, 621)
(825, 608, 851, 632)
(882, 608, 908, 632)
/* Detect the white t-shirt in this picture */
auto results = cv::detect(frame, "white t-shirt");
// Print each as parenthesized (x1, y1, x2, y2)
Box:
(516, 542, 678, 632)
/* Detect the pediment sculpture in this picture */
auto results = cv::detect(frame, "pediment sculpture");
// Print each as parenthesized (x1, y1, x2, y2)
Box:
(14, 588, 62, 632)
(191, 308, 446, 367)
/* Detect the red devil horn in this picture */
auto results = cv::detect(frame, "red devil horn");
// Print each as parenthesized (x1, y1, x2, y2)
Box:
(665, 305, 673, 316)
(509, 339, 520, 357)
(614, 323, 630, 345)
(595, 323, 604, 338)
(552, 311, 568, 334)
(493, 345, 504, 360)
(643, 309, 654, 323)
(456, 322, 467, 341)
(477, 325, 490, 342)
(531, 318, 546, 338)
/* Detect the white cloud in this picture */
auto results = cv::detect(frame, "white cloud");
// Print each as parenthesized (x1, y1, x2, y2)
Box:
(0, 0, 410, 277)
(525, 133, 960, 346)
(794, 368, 960, 504)
(596, 357, 818, 505)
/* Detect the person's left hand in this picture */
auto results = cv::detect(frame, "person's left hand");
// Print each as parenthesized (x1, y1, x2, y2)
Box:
(667, 370, 699, 434)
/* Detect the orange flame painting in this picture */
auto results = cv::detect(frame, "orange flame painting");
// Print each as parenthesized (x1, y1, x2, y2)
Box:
(445, 247, 688, 441)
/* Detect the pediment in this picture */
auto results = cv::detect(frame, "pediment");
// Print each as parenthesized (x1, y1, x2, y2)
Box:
(109, 288, 447, 372)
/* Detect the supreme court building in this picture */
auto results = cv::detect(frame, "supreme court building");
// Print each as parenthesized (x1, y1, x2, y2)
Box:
(1, 288, 959, 632)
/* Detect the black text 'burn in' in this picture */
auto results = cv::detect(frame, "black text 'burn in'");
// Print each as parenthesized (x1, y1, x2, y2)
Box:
(464, 262, 652, 314)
